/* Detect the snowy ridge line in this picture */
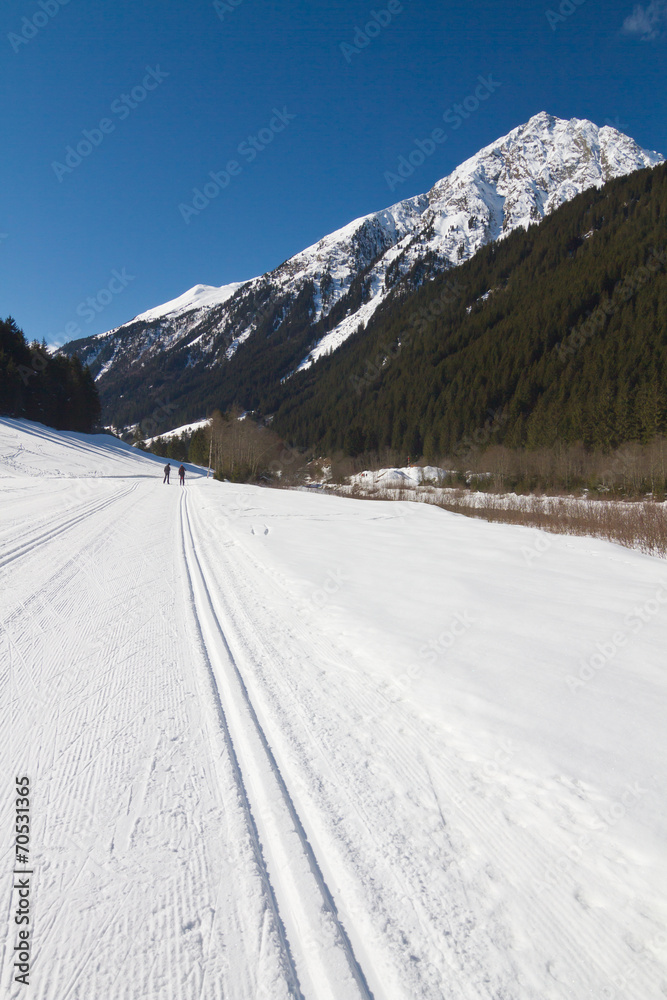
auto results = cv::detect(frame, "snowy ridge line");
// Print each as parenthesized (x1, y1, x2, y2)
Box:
(80, 113, 663, 393)
(0, 483, 138, 569)
(177, 490, 304, 1000)
(180, 491, 374, 1000)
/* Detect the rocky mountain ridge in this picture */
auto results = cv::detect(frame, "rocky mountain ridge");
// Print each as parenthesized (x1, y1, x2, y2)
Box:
(60, 112, 663, 430)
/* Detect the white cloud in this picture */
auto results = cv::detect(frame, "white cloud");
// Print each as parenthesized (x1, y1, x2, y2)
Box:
(622, 0, 667, 39)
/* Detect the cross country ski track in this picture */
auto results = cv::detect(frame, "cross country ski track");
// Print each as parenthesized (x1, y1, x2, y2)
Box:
(179, 489, 375, 1000)
(2, 418, 666, 1000)
(0, 482, 139, 570)
(2, 475, 306, 1000)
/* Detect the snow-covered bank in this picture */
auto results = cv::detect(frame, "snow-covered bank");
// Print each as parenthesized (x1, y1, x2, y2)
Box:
(345, 466, 667, 512)
(0, 417, 204, 479)
(2, 418, 666, 999)
(337, 475, 667, 556)
(143, 418, 210, 446)
(350, 465, 453, 488)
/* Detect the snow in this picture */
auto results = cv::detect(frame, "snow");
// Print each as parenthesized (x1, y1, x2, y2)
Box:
(2, 416, 667, 999)
(84, 114, 664, 391)
(143, 419, 210, 445)
(131, 281, 248, 325)
(295, 236, 415, 373)
(280, 113, 664, 376)
(350, 465, 452, 488)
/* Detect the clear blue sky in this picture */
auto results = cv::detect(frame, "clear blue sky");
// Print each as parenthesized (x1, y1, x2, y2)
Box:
(1, 0, 665, 345)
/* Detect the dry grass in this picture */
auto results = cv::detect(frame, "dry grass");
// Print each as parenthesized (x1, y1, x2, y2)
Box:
(435, 494, 667, 558)
(332, 484, 667, 557)
(329, 439, 667, 498)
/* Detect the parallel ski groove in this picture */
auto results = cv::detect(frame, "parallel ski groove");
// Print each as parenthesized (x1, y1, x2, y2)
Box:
(178, 490, 305, 1000)
(180, 491, 375, 1000)
(0, 483, 137, 568)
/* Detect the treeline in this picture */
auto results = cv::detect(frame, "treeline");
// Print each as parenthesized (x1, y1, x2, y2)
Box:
(266, 162, 667, 459)
(79, 281, 321, 435)
(457, 439, 667, 498)
(142, 426, 210, 465)
(0, 317, 100, 432)
(144, 410, 310, 484)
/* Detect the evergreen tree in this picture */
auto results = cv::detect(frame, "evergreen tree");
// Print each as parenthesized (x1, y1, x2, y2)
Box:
(0, 318, 100, 432)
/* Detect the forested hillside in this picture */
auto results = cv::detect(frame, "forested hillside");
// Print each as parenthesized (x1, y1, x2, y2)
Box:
(60, 114, 662, 438)
(267, 163, 667, 458)
(0, 317, 100, 432)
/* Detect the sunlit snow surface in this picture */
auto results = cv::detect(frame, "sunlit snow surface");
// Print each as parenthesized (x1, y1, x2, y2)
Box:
(143, 418, 210, 445)
(131, 281, 248, 325)
(2, 417, 666, 1000)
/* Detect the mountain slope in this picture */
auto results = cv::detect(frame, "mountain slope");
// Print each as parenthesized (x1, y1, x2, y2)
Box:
(132, 281, 247, 324)
(268, 161, 667, 458)
(296, 111, 664, 371)
(61, 113, 663, 432)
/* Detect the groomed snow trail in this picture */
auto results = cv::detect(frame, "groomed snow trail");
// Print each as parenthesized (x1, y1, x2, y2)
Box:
(2, 419, 667, 1000)
(180, 491, 373, 1000)
(1, 426, 299, 999)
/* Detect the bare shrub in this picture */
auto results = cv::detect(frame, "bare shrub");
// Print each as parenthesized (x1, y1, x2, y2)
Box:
(435, 495, 667, 557)
(209, 408, 309, 484)
(438, 438, 667, 498)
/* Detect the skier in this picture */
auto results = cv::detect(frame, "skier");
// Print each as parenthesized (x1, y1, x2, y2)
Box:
(163, 463, 171, 484)
(178, 464, 185, 486)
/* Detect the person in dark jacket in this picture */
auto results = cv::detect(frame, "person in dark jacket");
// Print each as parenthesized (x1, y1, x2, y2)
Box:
(178, 464, 185, 486)
(163, 463, 171, 484)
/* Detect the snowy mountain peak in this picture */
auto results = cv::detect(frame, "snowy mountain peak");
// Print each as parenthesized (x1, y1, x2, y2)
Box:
(294, 113, 662, 369)
(63, 113, 664, 417)
(130, 280, 249, 326)
(424, 113, 662, 259)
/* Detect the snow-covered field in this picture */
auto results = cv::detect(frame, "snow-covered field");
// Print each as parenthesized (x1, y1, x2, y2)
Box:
(2, 418, 666, 1000)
